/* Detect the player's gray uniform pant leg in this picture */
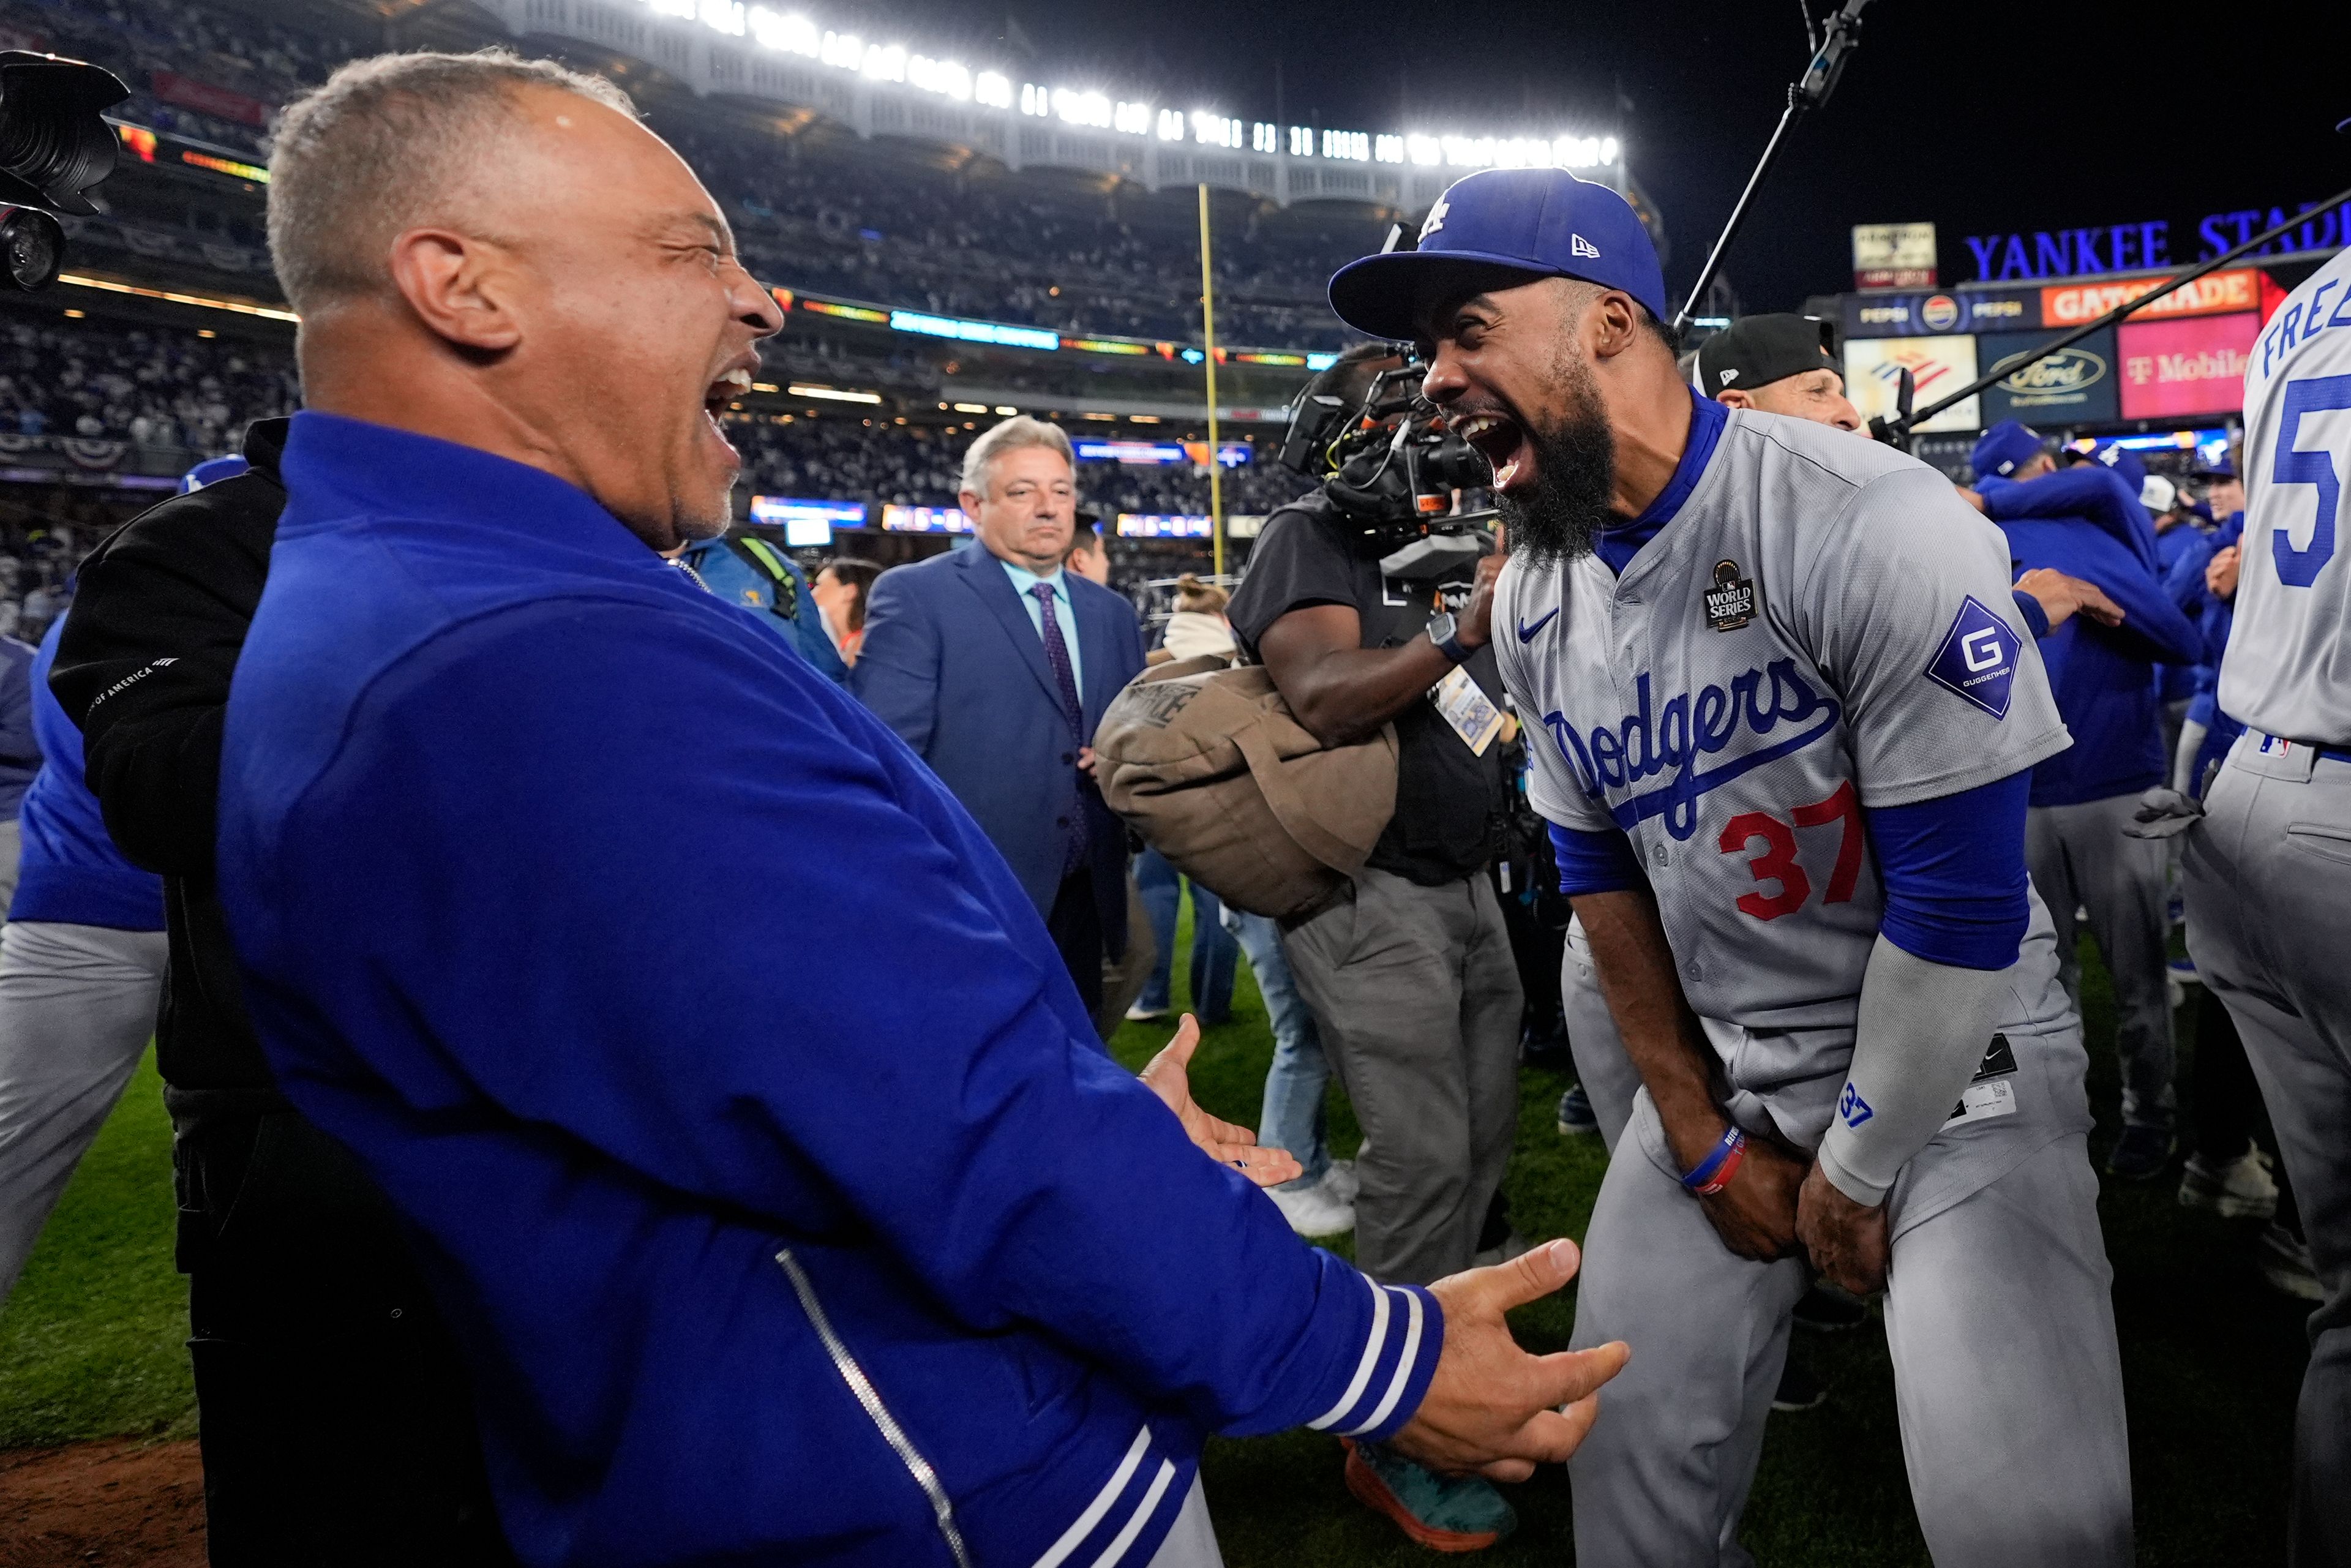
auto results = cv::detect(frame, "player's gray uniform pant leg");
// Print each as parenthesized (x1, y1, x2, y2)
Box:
(2184, 742, 2351, 1567)
(1570, 1085, 2129, 1566)
(1566, 1095, 1806, 1568)
(0, 920, 167, 1301)
(2027, 794, 2175, 1129)
(1883, 1134, 2133, 1567)
(1562, 915, 1638, 1154)
(1141, 1479, 1223, 1568)
(1280, 867, 1521, 1284)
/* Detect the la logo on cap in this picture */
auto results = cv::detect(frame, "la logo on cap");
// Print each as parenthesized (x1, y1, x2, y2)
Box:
(1572, 233, 1600, 258)
(1420, 197, 1449, 240)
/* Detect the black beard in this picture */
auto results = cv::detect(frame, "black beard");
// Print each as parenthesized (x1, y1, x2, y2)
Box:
(1496, 359, 1618, 569)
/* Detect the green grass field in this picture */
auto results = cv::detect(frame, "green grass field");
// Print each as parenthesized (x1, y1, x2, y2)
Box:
(0, 913, 2310, 1564)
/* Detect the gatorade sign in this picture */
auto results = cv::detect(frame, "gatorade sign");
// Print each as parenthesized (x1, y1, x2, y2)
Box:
(2042, 268, 2260, 326)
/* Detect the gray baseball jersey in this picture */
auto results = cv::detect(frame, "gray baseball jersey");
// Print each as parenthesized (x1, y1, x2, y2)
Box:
(2221, 242, 2351, 745)
(1494, 405, 2075, 1149)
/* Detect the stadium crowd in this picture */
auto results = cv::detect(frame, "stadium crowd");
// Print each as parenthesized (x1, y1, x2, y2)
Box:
(730, 414, 1316, 518)
(39, 0, 1376, 345)
(0, 27, 2345, 1568)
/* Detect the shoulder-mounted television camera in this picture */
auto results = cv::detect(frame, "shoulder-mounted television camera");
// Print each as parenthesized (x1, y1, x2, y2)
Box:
(1277, 350, 1497, 581)
(0, 51, 130, 292)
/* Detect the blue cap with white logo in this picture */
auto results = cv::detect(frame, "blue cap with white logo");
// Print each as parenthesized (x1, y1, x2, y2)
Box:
(179, 453, 249, 495)
(1970, 420, 2046, 481)
(2063, 438, 2148, 501)
(1327, 167, 1668, 340)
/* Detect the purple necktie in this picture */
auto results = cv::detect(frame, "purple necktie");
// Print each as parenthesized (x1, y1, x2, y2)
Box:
(1032, 581, 1089, 876)
(1031, 581, 1085, 738)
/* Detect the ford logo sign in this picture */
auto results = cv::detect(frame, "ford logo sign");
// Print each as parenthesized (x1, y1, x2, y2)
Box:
(1994, 346, 2108, 394)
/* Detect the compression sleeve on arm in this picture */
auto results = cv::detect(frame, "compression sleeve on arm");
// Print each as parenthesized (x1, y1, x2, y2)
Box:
(1549, 820, 1643, 895)
(1815, 769, 2034, 1204)
(2011, 587, 2052, 640)
(1815, 934, 2011, 1206)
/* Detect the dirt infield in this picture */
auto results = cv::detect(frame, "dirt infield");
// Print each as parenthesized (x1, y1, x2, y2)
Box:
(0, 1438, 204, 1568)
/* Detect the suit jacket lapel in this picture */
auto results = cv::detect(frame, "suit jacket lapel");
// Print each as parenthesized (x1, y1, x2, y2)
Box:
(956, 548, 1074, 732)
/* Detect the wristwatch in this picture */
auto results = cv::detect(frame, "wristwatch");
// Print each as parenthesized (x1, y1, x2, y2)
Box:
(1426, 610, 1471, 665)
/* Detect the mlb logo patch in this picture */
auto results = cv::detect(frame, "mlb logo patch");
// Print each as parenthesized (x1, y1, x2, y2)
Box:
(1925, 595, 2022, 719)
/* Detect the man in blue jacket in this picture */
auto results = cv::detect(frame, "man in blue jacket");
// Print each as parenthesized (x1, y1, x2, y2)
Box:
(218, 51, 1623, 1568)
(1964, 421, 2205, 1180)
(853, 417, 1147, 1015)
(680, 529, 849, 684)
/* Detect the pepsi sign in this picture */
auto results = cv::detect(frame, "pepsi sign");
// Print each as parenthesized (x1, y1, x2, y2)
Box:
(1842, 288, 2038, 340)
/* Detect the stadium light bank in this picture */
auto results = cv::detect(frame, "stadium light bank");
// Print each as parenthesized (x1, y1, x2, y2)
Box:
(637, 0, 1620, 175)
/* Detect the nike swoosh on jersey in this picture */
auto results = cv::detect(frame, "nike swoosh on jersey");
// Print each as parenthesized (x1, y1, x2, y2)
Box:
(1517, 607, 1561, 642)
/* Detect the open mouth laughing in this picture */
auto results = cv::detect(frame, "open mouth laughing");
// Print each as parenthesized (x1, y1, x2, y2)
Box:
(1453, 410, 1531, 491)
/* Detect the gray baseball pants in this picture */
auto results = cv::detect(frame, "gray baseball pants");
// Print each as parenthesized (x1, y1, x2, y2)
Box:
(1279, 866, 1521, 1285)
(1140, 1479, 1221, 1568)
(2185, 738, 2351, 1567)
(2027, 793, 2175, 1130)
(1563, 915, 1639, 1154)
(0, 919, 167, 1301)
(1567, 1075, 2131, 1566)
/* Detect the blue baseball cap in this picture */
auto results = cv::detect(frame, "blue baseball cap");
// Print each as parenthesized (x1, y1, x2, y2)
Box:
(1970, 420, 2046, 481)
(2193, 452, 2237, 479)
(2063, 439, 2148, 501)
(1328, 167, 1668, 341)
(179, 453, 249, 495)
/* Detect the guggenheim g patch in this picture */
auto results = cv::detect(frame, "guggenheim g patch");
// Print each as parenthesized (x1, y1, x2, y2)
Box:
(1925, 595, 2022, 719)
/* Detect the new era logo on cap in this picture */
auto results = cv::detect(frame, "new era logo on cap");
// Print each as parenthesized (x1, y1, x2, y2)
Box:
(1571, 233, 1600, 258)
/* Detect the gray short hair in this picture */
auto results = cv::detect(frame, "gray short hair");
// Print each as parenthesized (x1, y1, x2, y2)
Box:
(960, 415, 1074, 497)
(267, 50, 636, 314)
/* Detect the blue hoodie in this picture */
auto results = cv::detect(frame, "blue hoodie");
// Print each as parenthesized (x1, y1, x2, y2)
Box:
(8, 617, 163, 928)
(216, 414, 1439, 1568)
(1979, 467, 2202, 807)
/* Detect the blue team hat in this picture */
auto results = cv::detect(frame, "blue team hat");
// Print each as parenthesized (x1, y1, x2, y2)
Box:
(2192, 452, 2237, 479)
(179, 453, 249, 495)
(2064, 439, 2148, 500)
(1970, 420, 2046, 481)
(1328, 167, 1669, 340)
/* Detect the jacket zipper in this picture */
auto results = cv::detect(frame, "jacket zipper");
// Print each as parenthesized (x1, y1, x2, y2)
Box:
(774, 1249, 974, 1568)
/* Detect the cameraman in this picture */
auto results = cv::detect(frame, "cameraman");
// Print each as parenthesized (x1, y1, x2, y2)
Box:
(1228, 342, 1526, 1550)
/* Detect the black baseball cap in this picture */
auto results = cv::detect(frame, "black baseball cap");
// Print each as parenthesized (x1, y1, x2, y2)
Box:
(1692, 314, 1838, 397)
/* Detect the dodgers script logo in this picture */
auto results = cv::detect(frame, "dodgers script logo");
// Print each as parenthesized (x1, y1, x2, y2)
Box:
(1543, 661, 1842, 841)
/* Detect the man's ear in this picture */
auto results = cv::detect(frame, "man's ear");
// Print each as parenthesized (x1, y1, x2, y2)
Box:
(386, 227, 522, 353)
(1585, 290, 1646, 363)
(958, 489, 983, 527)
(1716, 388, 1756, 411)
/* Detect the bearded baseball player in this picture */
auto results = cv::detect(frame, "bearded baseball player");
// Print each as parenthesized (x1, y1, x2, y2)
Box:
(2183, 236, 2351, 1566)
(1329, 167, 2132, 1566)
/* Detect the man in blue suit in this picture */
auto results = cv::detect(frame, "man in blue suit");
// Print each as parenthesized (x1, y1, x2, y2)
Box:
(854, 416, 1146, 1012)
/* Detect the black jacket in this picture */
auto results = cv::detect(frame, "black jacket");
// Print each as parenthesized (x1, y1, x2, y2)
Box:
(51, 419, 285, 1106)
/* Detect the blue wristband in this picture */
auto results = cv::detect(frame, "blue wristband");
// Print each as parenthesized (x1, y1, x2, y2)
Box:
(1680, 1125, 1747, 1192)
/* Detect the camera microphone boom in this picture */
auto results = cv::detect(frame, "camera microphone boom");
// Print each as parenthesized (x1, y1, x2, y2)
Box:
(0, 51, 127, 291)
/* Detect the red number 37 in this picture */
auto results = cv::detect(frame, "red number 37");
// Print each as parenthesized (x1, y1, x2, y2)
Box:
(1717, 779, 1865, 920)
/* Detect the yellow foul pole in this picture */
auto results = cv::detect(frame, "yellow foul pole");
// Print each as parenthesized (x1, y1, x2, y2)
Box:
(1197, 182, 1224, 579)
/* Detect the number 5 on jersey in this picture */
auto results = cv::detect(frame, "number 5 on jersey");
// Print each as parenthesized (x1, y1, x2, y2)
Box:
(1719, 779, 1865, 920)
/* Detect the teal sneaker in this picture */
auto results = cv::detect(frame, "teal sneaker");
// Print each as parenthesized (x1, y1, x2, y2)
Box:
(1342, 1438, 1517, 1552)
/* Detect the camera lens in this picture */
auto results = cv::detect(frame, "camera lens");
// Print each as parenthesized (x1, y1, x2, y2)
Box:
(0, 205, 62, 291)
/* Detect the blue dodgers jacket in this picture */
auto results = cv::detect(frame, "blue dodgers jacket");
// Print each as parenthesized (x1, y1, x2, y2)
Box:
(8, 617, 162, 929)
(1979, 470, 2202, 808)
(0, 632, 35, 820)
(216, 414, 1439, 1568)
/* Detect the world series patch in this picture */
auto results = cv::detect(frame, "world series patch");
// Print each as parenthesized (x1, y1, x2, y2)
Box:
(1703, 559, 1757, 632)
(1924, 595, 2022, 718)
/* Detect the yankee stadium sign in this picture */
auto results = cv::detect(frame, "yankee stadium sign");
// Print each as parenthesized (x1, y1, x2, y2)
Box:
(1962, 199, 2344, 282)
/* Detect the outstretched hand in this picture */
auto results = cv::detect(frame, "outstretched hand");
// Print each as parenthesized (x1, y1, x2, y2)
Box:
(1141, 1015, 1303, 1188)
(1393, 1239, 1631, 1482)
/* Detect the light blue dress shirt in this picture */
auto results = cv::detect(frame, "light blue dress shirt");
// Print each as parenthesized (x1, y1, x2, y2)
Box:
(998, 557, 1084, 694)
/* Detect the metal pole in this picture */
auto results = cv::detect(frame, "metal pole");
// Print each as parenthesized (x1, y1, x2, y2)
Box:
(1671, 96, 1801, 336)
(1198, 182, 1225, 578)
(1883, 182, 2351, 443)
